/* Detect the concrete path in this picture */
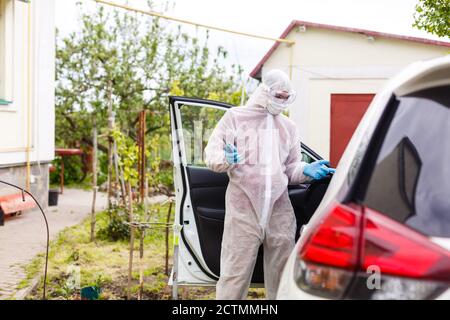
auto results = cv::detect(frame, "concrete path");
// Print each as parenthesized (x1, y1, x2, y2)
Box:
(0, 188, 107, 299)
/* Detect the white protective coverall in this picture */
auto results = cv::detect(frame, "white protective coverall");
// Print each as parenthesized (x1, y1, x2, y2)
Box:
(204, 70, 310, 300)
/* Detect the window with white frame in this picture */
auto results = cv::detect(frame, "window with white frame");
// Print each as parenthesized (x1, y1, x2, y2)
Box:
(0, 0, 13, 106)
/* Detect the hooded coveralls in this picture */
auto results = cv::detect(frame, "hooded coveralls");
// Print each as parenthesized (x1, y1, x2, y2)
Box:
(205, 76, 310, 300)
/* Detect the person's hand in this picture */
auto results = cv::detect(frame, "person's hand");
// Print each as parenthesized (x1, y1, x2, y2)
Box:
(303, 160, 336, 180)
(224, 144, 243, 164)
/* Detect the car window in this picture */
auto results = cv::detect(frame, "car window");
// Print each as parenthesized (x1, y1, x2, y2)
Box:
(300, 143, 322, 163)
(363, 85, 450, 237)
(301, 152, 315, 164)
(179, 104, 226, 166)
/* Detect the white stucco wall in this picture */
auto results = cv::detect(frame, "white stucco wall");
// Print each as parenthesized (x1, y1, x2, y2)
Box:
(261, 26, 448, 159)
(0, 0, 55, 166)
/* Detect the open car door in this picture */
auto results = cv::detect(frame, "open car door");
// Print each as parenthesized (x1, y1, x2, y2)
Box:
(169, 96, 329, 287)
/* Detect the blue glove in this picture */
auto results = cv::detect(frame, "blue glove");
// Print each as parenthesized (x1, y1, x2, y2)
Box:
(224, 144, 242, 164)
(304, 160, 336, 180)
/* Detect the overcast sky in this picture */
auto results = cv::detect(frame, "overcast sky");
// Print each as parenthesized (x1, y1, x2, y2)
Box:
(56, 0, 448, 78)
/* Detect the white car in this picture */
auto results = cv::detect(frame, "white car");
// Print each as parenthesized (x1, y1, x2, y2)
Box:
(277, 55, 450, 300)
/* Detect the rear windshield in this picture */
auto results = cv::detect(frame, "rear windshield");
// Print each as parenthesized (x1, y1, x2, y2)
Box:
(363, 85, 450, 238)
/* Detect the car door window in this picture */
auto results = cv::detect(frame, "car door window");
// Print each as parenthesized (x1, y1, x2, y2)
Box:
(179, 104, 226, 166)
(301, 152, 315, 164)
(363, 85, 450, 237)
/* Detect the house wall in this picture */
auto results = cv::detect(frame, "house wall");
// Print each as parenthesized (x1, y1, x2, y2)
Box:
(0, 0, 55, 165)
(0, 163, 49, 207)
(261, 27, 448, 160)
(0, 0, 55, 203)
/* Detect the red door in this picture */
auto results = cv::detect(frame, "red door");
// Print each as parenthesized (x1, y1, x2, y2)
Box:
(330, 94, 375, 167)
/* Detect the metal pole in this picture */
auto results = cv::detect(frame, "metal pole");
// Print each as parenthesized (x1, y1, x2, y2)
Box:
(60, 158, 64, 195)
(165, 201, 173, 276)
(90, 117, 98, 242)
(107, 81, 114, 209)
(138, 230, 144, 300)
(172, 224, 182, 300)
(138, 111, 147, 202)
(127, 182, 135, 300)
(137, 110, 147, 300)
(172, 244, 179, 300)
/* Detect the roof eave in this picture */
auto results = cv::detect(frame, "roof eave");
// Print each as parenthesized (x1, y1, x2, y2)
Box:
(249, 20, 450, 79)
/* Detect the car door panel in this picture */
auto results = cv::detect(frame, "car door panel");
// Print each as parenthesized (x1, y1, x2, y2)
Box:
(187, 166, 229, 189)
(288, 185, 310, 238)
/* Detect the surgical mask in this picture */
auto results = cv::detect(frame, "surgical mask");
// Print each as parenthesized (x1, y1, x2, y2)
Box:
(267, 100, 290, 115)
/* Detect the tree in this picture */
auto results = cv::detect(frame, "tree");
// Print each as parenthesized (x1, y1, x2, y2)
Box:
(413, 0, 450, 38)
(55, 1, 242, 187)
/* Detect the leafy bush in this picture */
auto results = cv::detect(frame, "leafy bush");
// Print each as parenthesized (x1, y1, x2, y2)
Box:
(50, 156, 86, 185)
(97, 208, 130, 241)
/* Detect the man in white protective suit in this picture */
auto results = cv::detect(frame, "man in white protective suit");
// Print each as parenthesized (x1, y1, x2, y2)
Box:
(205, 69, 335, 300)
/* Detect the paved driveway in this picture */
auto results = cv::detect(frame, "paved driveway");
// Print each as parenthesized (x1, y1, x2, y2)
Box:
(0, 188, 107, 299)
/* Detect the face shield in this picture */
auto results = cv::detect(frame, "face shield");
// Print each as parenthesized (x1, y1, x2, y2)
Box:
(261, 69, 297, 115)
(261, 83, 297, 115)
(265, 85, 297, 104)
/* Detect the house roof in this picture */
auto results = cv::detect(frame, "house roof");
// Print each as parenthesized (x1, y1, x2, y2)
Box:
(250, 20, 450, 79)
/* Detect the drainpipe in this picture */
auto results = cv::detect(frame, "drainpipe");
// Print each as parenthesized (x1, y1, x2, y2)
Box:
(20, 0, 33, 191)
(288, 42, 294, 81)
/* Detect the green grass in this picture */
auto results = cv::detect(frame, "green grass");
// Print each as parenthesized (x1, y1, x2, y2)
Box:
(49, 181, 93, 191)
(25, 201, 265, 300)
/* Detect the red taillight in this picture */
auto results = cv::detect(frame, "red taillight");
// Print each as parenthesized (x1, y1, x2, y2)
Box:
(295, 202, 450, 299)
(362, 207, 450, 282)
(299, 203, 361, 269)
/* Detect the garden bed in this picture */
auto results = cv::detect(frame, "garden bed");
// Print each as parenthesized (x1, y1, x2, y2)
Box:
(24, 202, 265, 300)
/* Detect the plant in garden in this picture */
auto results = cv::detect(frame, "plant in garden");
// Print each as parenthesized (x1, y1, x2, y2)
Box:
(414, 0, 450, 38)
(111, 129, 141, 187)
(97, 128, 141, 241)
(97, 207, 130, 241)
